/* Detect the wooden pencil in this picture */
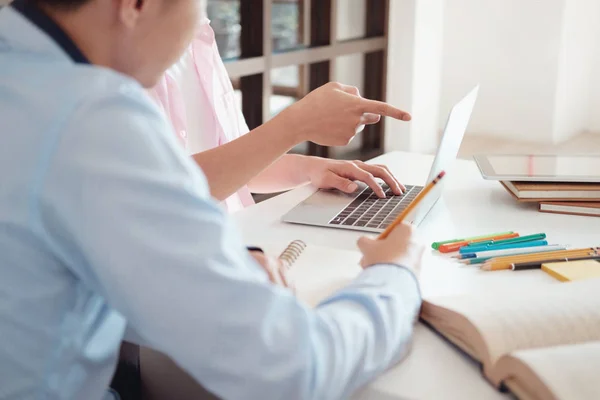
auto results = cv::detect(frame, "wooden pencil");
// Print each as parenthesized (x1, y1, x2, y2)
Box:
(378, 171, 446, 240)
(481, 248, 600, 271)
(483, 248, 595, 264)
(481, 249, 596, 270)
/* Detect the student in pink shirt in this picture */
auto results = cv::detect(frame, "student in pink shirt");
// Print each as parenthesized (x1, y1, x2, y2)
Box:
(148, 16, 410, 214)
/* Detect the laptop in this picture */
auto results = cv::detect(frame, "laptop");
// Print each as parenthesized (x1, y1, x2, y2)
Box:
(282, 86, 479, 233)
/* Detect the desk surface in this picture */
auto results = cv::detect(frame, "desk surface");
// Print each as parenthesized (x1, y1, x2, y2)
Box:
(233, 151, 599, 400)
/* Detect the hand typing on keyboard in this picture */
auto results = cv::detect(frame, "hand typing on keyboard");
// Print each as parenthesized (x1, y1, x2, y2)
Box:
(303, 157, 405, 198)
(329, 184, 422, 229)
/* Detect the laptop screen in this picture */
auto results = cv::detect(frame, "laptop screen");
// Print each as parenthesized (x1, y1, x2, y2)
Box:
(411, 86, 479, 224)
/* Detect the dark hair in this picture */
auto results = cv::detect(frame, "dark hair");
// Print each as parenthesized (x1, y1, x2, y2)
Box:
(35, 0, 143, 10)
(34, 0, 91, 9)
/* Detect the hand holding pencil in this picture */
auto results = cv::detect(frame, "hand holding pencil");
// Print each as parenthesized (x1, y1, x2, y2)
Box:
(358, 171, 446, 275)
(358, 223, 424, 277)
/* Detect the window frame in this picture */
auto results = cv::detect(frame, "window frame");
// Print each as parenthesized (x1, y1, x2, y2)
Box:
(214, 0, 390, 160)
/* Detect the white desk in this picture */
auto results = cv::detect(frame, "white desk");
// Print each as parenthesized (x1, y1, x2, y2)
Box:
(233, 151, 599, 400)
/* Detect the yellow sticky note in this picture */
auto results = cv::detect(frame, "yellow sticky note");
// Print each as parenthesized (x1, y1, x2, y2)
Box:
(542, 260, 600, 282)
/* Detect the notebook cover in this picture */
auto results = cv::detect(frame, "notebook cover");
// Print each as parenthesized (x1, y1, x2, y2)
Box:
(500, 181, 600, 202)
(539, 202, 600, 218)
(541, 260, 600, 282)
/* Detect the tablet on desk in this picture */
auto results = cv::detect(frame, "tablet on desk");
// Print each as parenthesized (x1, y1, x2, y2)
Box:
(474, 154, 600, 183)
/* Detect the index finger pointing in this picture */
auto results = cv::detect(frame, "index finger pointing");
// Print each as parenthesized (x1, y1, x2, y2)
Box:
(360, 98, 412, 121)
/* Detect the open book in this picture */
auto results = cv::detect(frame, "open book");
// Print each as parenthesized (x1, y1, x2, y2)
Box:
(421, 279, 600, 400)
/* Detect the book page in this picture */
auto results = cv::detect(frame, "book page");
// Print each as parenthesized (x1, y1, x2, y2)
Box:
(423, 279, 600, 375)
(258, 241, 363, 307)
(500, 341, 600, 400)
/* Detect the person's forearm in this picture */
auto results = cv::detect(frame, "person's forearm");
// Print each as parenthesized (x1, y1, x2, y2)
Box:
(191, 118, 301, 201)
(310, 265, 422, 399)
(247, 154, 313, 194)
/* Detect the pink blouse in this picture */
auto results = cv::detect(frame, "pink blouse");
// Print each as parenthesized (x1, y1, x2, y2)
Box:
(148, 19, 254, 213)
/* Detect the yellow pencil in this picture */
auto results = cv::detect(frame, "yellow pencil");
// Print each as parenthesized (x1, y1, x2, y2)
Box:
(481, 248, 600, 271)
(378, 171, 446, 240)
(482, 248, 595, 266)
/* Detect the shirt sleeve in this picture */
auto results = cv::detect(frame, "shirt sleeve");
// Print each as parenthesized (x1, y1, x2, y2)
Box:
(38, 87, 422, 400)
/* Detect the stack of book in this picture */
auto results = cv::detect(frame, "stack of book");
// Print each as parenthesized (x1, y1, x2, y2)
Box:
(500, 181, 600, 217)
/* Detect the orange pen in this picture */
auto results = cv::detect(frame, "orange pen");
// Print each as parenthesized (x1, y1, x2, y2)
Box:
(438, 232, 520, 253)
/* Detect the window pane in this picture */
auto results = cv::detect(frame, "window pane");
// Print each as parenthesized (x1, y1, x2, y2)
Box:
(270, 64, 304, 153)
(271, 65, 300, 87)
(270, 95, 296, 118)
(270, 65, 301, 118)
(336, 0, 367, 41)
(207, 0, 242, 59)
(272, 0, 304, 52)
(335, 54, 364, 92)
(333, 53, 365, 158)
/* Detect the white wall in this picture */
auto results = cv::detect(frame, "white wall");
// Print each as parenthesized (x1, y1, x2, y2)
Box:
(552, 0, 600, 142)
(590, 41, 600, 133)
(385, 0, 445, 154)
(439, 0, 600, 145)
(440, 0, 565, 143)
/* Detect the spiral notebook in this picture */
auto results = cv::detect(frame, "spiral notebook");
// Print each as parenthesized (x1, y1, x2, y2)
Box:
(261, 240, 363, 307)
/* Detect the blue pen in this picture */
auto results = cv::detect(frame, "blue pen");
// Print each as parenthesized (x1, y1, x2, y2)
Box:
(462, 242, 566, 260)
(459, 239, 548, 255)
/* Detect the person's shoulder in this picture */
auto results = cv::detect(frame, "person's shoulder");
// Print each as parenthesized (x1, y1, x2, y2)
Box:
(65, 66, 171, 139)
(70, 67, 193, 164)
(39, 65, 181, 167)
(72, 66, 159, 115)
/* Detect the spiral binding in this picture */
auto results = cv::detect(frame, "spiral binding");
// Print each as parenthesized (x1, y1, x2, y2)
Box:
(278, 240, 307, 270)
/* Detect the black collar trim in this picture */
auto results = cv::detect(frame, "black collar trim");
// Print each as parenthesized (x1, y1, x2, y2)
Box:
(11, 0, 90, 64)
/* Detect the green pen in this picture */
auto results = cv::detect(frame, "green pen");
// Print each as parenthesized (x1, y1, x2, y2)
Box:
(460, 233, 547, 253)
(431, 231, 514, 250)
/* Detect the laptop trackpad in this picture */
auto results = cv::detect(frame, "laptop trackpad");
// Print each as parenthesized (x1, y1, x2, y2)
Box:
(304, 183, 366, 205)
(282, 183, 368, 225)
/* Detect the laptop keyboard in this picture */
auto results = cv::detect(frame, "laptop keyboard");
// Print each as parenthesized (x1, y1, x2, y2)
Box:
(328, 184, 423, 229)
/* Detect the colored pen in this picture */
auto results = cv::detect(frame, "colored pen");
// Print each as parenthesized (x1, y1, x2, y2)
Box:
(511, 256, 600, 271)
(438, 233, 519, 253)
(459, 239, 548, 255)
(461, 233, 546, 250)
(458, 242, 557, 259)
(459, 233, 547, 254)
(379, 171, 446, 240)
(431, 231, 514, 250)
(459, 244, 565, 265)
